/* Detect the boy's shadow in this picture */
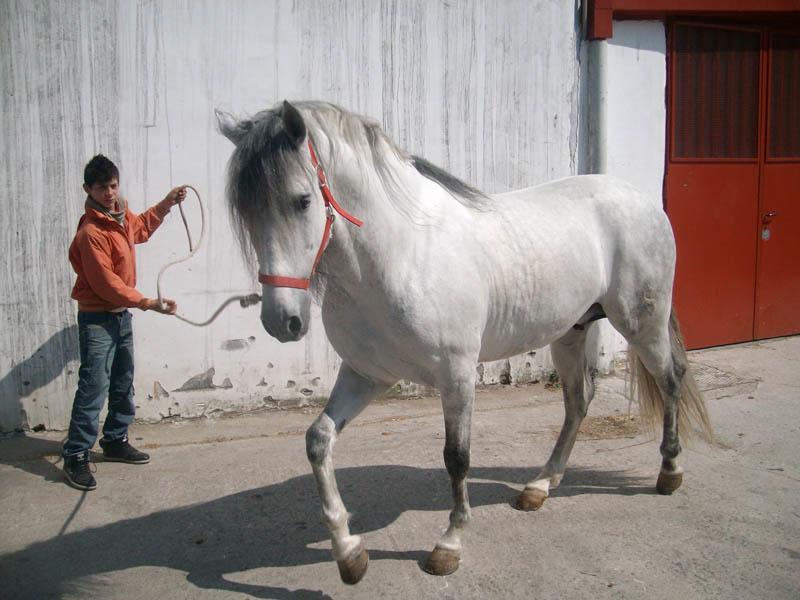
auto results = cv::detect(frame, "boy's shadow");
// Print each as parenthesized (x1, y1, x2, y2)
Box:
(0, 463, 651, 599)
(0, 324, 79, 432)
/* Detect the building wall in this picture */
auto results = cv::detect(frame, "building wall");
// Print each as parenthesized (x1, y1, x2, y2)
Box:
(607, 21, 667, 204)
(597, 20, 668, 358)
(0, 0, 585, 431)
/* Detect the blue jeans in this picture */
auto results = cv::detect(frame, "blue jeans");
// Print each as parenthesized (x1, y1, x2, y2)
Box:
(64, 310, 136, 457)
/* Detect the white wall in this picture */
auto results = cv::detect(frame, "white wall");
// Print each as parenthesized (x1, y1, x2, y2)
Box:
(1, 0, 584, 431)
(591, 20, 668, 360)
(607, 21, 667, 204)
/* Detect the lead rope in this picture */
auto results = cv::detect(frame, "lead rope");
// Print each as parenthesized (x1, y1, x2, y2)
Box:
(155, 185, 261, 326)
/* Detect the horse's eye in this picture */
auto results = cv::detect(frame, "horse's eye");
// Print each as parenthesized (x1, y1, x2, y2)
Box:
(295, 194, 311, 212)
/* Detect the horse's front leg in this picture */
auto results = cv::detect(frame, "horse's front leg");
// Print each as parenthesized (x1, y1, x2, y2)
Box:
(305, 363, 389, 585)
(423, 364, 475, 576)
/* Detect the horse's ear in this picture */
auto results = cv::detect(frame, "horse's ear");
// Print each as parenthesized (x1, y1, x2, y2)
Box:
(281, 100, 306, 146)
(215, 109, 252, 146)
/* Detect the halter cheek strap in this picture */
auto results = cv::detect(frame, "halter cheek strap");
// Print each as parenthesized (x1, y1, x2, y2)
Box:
(257, 137, 363, 290)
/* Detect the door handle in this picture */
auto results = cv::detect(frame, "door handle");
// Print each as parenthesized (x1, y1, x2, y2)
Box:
(762, 211, 778, 224)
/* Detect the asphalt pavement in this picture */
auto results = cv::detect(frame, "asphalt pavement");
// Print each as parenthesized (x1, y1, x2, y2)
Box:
(1, 337, 798, 599)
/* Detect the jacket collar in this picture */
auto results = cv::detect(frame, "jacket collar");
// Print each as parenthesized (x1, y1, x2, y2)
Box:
(83, 196, 128, 228)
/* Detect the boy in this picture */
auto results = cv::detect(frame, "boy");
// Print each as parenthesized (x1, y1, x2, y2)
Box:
(63, 154, 186, 491)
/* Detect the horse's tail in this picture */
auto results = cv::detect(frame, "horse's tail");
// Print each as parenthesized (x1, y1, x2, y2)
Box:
(627, 309, 714, 444)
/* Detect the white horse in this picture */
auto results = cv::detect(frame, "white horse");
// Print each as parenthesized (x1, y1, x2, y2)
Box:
(216, 100, 712, 584)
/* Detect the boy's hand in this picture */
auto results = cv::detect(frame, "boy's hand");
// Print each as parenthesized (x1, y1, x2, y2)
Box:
(163, 186, 187, 208)
(143, 298, 178, 314)
(156, 186, 187, 217)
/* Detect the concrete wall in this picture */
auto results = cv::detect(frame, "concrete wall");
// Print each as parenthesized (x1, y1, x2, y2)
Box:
(594, 20, 668, 358)
(607, 21, 667, 205)
(0, 0, 585, 431)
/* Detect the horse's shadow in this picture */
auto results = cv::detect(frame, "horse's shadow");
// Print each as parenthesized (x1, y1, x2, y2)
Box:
(0, 464, 651, 598)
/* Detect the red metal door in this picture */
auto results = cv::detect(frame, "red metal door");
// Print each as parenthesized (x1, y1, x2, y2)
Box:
(756, 31, 800, 339)
(665, 23, 762, 349)
(666, 23, 800, 349)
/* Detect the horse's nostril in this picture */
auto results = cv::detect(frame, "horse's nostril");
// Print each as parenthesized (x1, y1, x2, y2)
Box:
(288, 316, 302, 336)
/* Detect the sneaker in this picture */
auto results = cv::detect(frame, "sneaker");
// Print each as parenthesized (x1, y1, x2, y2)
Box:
(63, 452, 97, 491)
(99, 437, 150, 464)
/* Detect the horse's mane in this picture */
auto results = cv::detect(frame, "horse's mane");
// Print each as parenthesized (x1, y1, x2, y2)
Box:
(226, 101, 487, 263)
(409, 155, 486, 204)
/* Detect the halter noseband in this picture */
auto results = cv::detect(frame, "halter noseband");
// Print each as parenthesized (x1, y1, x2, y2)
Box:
(257, 137, 363, 290)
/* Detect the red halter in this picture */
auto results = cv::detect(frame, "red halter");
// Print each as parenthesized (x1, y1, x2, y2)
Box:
(257, 137, 364, 290)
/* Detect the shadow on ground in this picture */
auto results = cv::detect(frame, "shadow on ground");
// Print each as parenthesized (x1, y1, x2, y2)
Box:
(0, 435, 66, 483)
(0, 463, 651, 599)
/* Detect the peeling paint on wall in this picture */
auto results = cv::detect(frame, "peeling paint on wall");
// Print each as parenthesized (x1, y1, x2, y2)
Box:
(152, 381, 170, 400)
(174, 368, 217, 392)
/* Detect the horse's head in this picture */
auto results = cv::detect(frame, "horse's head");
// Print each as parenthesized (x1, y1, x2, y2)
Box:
(216, 101, 325, 342)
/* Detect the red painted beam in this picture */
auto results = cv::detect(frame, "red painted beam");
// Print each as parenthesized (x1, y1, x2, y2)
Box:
(587, 0, 800, 39)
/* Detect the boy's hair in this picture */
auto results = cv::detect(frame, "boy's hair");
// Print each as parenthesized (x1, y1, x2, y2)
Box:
(83, 154, 119, 186)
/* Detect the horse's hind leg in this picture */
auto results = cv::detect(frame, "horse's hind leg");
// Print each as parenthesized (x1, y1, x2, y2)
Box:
(305, 364, 389, 584)
(516, 326, 594, 511)
(625, 325, 684, 492)
(611, 295, 714, 495)
(626, 311, 707, 495)
(423, 360, 476, 576)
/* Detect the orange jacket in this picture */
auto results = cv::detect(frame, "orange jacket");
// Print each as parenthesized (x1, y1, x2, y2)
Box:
(69, 199, 169, 312)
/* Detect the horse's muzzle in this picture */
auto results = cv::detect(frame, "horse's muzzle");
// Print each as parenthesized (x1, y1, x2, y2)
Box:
(261, 311, 308, 342)
(259, 276, 312, 342)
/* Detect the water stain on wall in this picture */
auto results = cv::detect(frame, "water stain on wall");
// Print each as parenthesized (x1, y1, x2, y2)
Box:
(220, 338, 251, 351)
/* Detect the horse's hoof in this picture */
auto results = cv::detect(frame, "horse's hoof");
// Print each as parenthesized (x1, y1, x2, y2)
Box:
(336, 544, 369, 585)
(422, 546, 460, 576)
(656, 470, 683, 495)
(515, 488, 548, 511)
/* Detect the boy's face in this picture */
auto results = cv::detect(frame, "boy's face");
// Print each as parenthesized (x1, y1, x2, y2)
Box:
(83, 178, 119, 210)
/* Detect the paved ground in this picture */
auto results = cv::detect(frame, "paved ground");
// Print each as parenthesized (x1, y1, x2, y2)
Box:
(1, 337, 798, 599)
